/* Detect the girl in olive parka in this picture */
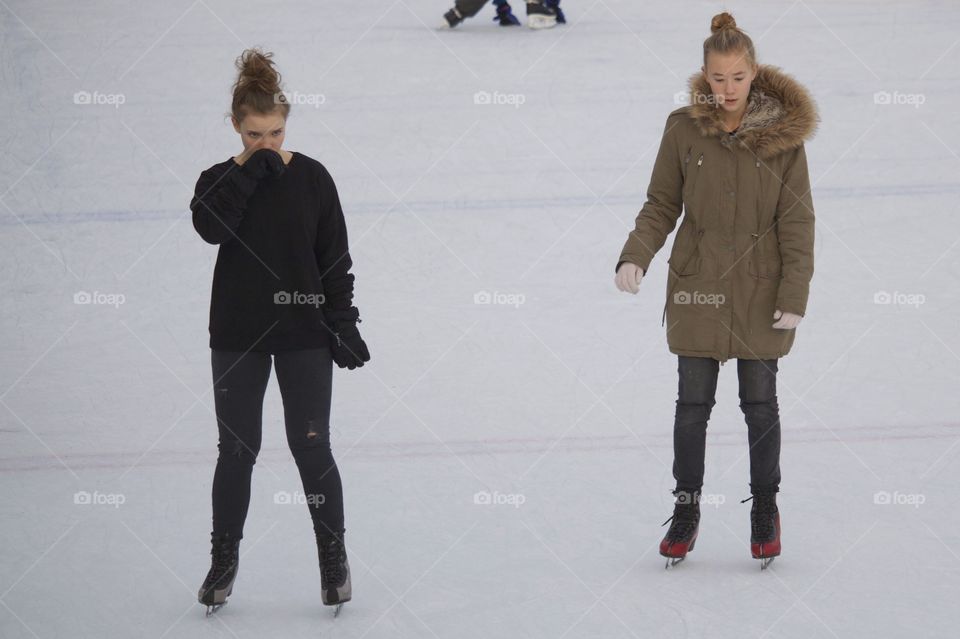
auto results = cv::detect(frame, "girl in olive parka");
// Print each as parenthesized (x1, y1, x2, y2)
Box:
(614, 12, 818, 567)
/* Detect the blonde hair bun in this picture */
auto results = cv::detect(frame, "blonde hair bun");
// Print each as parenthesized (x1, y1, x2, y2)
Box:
(710, 12, 737, 34)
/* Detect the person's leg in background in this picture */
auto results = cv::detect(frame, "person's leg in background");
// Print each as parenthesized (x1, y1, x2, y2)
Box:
(491, 0, 521, 26)
(442, 0, 490, 27)
(274, 347, 350, 607)
(442, 0, 559, 28)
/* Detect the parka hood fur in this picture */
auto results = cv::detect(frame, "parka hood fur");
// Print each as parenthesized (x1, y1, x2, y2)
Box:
(687, 64, 819, 159)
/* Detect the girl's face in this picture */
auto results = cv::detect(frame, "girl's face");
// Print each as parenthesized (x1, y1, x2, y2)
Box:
(702, 51, 757, 114)
(231, 111, 287, 152)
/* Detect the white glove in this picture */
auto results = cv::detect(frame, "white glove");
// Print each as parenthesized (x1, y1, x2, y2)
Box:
(772, 309, 802, 330)
(615, 262, 644, 294)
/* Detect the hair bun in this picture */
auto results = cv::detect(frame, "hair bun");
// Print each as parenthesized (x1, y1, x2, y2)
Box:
(710, 12, 737, 33)
(236, 48, 282, 92)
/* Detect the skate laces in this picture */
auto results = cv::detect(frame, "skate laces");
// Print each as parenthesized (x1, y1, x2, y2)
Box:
(320, 535, 347, 585)
(742, 494, 778, 540)
(205, 535, 238, 585)
(661, 503, 699, 541)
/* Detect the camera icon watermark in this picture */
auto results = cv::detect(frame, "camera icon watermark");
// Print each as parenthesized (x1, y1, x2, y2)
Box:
(873, 90, 925, 109)
(274, 90, 325, 108)
(873, 290, 925, 308)
(74, 290, 125, 308)
(73, 490, 126, 508)
(473, 490, 526, 508)
(473, 90, 526, 109)
(674, 91, 721, 107)
(273, 490, 326, 506)
(673, 290, 725, 307)
(274, 290, 325, 308)
(73, 90, 126, 109)
(473, 289, 526, 308)
(873, 490, 925, 508)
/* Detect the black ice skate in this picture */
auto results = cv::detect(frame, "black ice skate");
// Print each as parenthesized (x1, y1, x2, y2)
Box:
(441, 7, 465, 28)
(198, 532, 240, 615)
(318, 530, 352, 616)
(660, 489, 701, 568)
(742, 488, 781, 570)
(525, 0, 558, 29)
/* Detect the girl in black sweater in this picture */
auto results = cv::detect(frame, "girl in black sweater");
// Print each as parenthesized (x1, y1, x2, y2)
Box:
(190, 48, 369, 615)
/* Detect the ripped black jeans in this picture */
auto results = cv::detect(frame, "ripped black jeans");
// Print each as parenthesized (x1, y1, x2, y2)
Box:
(672, 356, 781, 493)
(210, 347, 344, 538)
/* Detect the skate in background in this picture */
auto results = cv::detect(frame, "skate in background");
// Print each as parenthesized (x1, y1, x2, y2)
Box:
(441, 0, 566, 29)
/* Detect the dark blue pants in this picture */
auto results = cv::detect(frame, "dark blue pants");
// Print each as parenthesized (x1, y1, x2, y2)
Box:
(672, 356, 781, 493)
(210, 347, 344, 538)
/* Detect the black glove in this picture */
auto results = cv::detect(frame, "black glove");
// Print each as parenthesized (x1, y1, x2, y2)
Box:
(326, 307, 370, 370)
(241, 148, 286, 180)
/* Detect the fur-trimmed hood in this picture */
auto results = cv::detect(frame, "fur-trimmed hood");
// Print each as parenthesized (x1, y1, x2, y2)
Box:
(687, 64, 819, 159)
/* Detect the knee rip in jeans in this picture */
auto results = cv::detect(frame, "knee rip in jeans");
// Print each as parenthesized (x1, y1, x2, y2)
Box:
(219, 437, 258, 463)
(302, 420, 330, 446)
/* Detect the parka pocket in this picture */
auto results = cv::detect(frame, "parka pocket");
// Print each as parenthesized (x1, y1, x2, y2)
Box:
(748, 233, 783, 279)
(668, 228, 704, 276)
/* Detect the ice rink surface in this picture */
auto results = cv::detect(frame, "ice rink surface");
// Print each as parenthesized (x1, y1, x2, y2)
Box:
(2, 0, 959, 636)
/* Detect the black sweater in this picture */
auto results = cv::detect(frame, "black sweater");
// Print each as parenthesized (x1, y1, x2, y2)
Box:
(190, 152, 355, 352)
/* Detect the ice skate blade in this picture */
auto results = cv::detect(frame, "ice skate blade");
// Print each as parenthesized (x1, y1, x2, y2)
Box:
(333, 603, 343, 617)
(527, 14, 557, 29)
(760, 556, 776, 570)
(205, 603, 226, 616)
(664, 556, 686, 569)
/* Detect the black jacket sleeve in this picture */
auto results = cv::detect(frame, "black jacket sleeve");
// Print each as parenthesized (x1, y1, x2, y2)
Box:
(190, 163, 259, 245)
(314, 167, 356, 314)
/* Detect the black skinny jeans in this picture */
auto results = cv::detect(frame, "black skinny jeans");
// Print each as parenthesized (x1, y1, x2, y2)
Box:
(672, 356, 781, 493)
(210, 347, 344, 538)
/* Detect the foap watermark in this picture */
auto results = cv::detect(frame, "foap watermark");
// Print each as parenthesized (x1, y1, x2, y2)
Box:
(473, 90, 526, 109)
(74, 290, 125, 308)
(474, 289, 525, 308)
(274, 90, 325, 109)
(873, 90, 925, 109)
(873, 290, 925, 308)
(699, 492, 726, 508)
(673, 91, 722, 107)
(274, 490, 326, 506)
(73, 90, 126, 109)
(873, 490, 925, 508)
(74, 490, 126, 508)
(274, 290, 325, 308)
(473, 490, 526, 508)
(674, 290, 725, 307)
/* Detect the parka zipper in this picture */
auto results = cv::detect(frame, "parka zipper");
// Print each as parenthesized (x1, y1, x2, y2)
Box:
(746, 159, 767, 337)
(687, 153, 704, 195)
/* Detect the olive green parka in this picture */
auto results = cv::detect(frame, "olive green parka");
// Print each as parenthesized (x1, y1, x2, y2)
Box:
(618, 64, 819, 363)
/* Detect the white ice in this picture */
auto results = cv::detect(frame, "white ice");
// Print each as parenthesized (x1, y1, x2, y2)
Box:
(2, 0, 959, 637)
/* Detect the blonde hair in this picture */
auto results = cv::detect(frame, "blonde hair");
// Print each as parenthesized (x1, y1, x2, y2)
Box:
(703, 12, 757, 68)
(229, 48, 290, 124)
